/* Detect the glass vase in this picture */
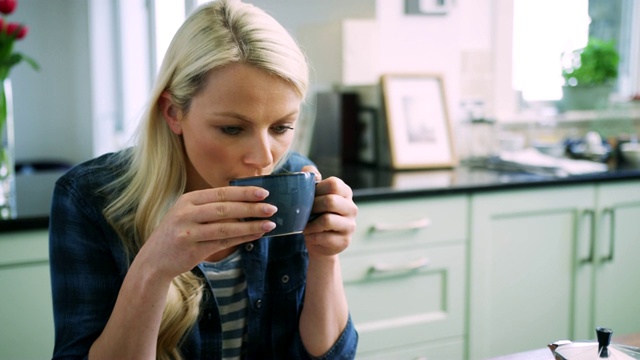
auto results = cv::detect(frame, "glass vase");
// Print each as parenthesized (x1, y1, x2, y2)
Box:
(0, 78, 16, 219)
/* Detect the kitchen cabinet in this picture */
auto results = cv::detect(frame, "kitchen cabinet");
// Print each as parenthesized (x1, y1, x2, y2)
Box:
(0, 230, 54, 360)
(356, 338, 464, 360)
(342, 196, 468, 359)
(2, 162, 639, 360)
(587, 181, 640, 339)
(468, 180, 640, 359)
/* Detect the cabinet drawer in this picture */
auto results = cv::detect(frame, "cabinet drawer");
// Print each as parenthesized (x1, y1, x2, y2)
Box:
(342, 244, 465, 354)
(357, 337, 464, 360)
(0, 230, 49, 267)
(349, 196, 467, 253)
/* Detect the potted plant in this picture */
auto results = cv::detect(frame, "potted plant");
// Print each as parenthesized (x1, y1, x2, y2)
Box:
(560, 37, 620, 111)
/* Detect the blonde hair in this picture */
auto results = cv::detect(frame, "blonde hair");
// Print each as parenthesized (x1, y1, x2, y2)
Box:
(103, 1, 309, 358)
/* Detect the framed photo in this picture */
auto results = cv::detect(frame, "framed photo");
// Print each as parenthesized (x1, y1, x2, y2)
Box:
(381, 74, 457, 169)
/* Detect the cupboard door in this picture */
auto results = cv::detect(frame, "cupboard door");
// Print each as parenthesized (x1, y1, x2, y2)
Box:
(0, 230, 49, 265)
(469, 186, 594, 359)
(342, 244, 465, 356)
(0, 264, 54, 359)
(592, 181, 640, 337)
(357, 338, 464, 360)
(0, 230, 53, 360)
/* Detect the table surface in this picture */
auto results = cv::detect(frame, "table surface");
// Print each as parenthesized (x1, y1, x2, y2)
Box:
(488, 333, 640, 359)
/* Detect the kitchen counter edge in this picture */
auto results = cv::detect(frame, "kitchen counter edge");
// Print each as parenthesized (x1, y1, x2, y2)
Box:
(3, 166, 640, 232)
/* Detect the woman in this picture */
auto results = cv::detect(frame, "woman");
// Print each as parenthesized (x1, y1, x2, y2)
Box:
(49, 1, 358, 359)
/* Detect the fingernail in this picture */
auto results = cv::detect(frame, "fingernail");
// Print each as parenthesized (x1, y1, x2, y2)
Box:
(263, 221, 276, 231)
(255, 189, 269, 198)
(264, 204, 278, 214)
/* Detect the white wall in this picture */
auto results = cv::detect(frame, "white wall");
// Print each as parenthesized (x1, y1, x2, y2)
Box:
(245, 0, 376, 91)
(11, 0, 150, 166)
(12, 0, 93, 166)
(245, 0, 376, 39)
(250, 0, 494, 122)
(10, 0, 376, 166)
(375, 0, 493, 123)
(8, 0, 494, 165)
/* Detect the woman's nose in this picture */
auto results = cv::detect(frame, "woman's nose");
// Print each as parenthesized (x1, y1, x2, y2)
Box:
(244, 132, 274, 168)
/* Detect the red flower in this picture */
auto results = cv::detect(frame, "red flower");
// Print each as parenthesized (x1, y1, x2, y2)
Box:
(0, 0, 38, 80)
(6, 22, 27, 39)
(0, 0, 16, 15)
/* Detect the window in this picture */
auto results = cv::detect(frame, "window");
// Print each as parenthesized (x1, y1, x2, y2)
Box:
(495, 0, 639, 119)
(151, 1, 185, 73)
(151, 0, 212, 73)
(513, 0, 590, 102)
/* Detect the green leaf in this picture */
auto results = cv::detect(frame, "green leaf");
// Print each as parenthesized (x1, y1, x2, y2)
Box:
(562, 38, 620, 86)
(22, 54, 40, 71)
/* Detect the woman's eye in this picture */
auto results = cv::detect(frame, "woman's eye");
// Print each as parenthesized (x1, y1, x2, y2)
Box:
(219, 126, 243, 135)
(272, 125, 294, 134)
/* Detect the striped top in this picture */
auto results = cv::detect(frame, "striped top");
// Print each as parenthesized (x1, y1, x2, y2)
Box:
(201, 250, 248, 360)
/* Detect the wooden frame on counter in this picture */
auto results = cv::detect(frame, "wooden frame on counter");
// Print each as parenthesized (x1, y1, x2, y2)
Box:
(381, 73, 457, 169)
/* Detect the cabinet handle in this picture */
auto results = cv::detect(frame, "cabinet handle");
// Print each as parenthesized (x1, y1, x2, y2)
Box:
(369, 217, 432, 233)
(580, 209, 596, 265)
(601, 207, 615, 262)
(368, 257, 430, 275)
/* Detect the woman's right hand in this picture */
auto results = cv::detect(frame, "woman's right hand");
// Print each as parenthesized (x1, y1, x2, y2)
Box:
(137, 186, 277, 280)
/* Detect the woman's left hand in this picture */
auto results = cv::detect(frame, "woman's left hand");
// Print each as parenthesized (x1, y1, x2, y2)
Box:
(301, 165, 358, 257)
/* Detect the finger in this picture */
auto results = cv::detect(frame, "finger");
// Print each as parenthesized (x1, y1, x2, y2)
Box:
(189, 186, 270, 205)
(304, 212, 356, 236)
(192, 201, 277, 224)
(301, 165, 322, 182)
(312, 193, 358, 218)
(199, 232, 265, 253)
(315, 177, 353, 199)
(195, 219, 276, 242)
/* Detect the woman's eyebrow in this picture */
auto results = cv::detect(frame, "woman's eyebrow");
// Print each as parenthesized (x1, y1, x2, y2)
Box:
(211, 110, 300, 122)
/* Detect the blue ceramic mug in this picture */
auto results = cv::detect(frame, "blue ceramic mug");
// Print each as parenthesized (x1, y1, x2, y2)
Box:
(229, 172, 316, 237)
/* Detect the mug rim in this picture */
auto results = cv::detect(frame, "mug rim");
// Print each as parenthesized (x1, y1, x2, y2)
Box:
(230, 171, 314, 184)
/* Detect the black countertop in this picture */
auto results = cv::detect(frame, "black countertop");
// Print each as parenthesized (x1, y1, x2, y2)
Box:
(2, 164, 640, 232)
(0, 171, 61, 232)
(321, 162, 640, 202)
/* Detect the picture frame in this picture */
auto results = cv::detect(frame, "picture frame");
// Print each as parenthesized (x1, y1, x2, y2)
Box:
(381, 74, 457, 169)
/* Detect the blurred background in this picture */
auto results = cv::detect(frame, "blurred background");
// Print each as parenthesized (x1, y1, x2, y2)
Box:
(9, 0, 639, 168)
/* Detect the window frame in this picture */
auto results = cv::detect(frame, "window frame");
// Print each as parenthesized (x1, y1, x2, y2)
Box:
(492, 0, 640, 122)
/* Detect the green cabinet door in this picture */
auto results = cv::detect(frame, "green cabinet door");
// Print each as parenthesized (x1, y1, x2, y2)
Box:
(469, 186, 594, 359)
(0, 230, 54, 360)
(589, 181, 640, 338)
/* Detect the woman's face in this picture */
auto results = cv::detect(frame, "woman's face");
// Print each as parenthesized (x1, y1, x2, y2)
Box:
(167, 63, 303, 191)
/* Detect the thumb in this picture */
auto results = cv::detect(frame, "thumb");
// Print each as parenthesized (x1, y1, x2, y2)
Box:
(301, 165, 322, 182)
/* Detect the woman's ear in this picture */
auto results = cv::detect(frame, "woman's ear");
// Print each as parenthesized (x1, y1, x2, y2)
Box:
(159, 91, 182, 135)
